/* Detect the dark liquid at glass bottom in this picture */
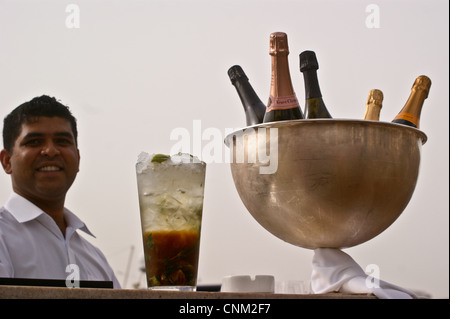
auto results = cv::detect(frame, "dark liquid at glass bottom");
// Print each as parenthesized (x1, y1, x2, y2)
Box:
(142, 230, 200, 288)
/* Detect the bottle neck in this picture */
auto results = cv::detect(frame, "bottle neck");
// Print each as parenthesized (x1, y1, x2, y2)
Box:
(402, 88, 428, 117)
(364, 103, 382, 120)
(393, 88, 428, 127)
(302, 69, 322, 99)
(270, 53, 295, 98)
(233, 78, 263, 107)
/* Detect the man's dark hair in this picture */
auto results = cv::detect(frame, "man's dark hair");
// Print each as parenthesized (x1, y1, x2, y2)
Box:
(2, 95, 78, 153)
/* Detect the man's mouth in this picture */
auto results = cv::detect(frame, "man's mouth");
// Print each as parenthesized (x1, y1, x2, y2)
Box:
(38, 165, 62, 172)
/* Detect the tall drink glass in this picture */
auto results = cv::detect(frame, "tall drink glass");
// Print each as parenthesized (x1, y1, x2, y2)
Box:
(136, 153, 206, 291)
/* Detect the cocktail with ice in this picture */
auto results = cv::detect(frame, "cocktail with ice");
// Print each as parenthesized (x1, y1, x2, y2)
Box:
(136, 153, 206, 291)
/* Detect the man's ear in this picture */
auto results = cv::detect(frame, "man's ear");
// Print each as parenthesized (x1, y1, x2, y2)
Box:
(0, 149, 12, 174)
(77, 149, 80, 172)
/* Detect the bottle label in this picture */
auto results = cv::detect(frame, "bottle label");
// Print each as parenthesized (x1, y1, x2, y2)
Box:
(393, 112, 419, 126)
(267, 94, 300, 112)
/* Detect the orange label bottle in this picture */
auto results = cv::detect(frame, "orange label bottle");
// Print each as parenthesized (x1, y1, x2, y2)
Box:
(392, 75, 431, 128)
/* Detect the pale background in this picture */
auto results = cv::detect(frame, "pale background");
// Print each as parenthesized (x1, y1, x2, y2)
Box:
(0, 0, 448, 298)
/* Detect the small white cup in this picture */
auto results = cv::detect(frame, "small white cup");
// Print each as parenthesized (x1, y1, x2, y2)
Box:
(221, 275, 275, 293)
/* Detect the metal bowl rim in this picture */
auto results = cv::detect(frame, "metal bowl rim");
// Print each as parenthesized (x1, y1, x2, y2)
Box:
(224, 119, 427, 147)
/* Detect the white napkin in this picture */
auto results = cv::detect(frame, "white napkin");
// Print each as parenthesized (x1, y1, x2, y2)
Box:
(311, 248, 418, 299)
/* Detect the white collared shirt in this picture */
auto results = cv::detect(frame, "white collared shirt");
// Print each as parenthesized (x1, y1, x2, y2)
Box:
(0, 192, 120, 288)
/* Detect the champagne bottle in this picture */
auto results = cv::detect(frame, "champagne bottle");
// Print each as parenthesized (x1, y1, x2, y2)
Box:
(392, 75, 431, 128)
(228, 65, 266, 126)
(263, 32, 304, 123)
(363, 89, 383, 121)
(299, 50, 332, 119)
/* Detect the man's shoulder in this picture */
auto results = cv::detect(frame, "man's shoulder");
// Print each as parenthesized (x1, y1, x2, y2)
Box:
(0, 207, 21, 241)
(0, 206, 16, 224)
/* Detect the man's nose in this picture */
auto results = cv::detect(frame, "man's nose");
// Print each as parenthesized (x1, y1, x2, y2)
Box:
(40, 142, 61, 157)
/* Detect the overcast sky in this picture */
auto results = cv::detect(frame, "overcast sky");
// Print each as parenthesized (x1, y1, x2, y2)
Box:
(0, 0, 448, 297)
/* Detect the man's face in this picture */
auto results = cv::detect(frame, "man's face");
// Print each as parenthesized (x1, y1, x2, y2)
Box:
(0, 116, 80, 204)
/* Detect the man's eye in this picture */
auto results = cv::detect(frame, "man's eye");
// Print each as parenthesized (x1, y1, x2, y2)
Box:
(24, 139, 41, 146)
(56, 138, 73, 145)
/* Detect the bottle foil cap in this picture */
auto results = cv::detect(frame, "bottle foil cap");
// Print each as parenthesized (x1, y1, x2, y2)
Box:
(412, 75, 432, 98)
(228, 65, 248, 84)
(299, 50, 319, 71)
(270, 32, 289, 56)
(367, 89, 384, 107)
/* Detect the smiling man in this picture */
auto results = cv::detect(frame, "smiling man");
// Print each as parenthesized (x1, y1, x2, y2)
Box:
(0, 95, 120, 288)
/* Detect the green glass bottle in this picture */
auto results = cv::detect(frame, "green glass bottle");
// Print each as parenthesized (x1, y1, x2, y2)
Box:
(299, 50, 332, 119)
(228, 65, 266, 126)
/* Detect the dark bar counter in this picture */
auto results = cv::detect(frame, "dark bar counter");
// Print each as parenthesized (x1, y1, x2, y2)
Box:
(0, 285, 376, 299)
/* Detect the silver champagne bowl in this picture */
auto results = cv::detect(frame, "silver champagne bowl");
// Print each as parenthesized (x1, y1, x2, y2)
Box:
(224, 119, 427, 249)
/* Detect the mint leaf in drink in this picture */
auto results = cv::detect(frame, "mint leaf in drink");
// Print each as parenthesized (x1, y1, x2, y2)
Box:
(151, 154, 171, 163)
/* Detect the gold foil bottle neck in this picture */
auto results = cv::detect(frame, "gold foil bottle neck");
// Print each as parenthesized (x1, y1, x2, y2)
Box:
(411, 75, 432, 98)
(364, 89, 383, 121)
(270, 32, 289, 56)
(367, 89, 384, 107)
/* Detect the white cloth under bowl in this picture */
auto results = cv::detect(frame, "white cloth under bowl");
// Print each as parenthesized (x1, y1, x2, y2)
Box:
(311, 248, 418, 299)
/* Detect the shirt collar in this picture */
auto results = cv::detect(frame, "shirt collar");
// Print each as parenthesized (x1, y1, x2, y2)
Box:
(5, 192, 95, 237)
